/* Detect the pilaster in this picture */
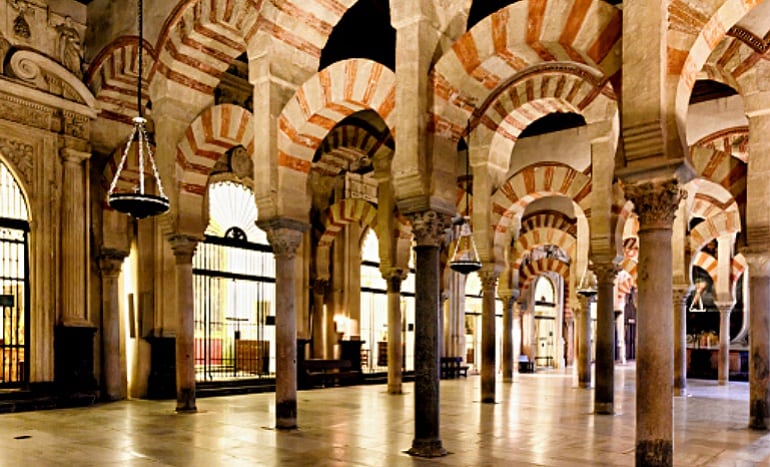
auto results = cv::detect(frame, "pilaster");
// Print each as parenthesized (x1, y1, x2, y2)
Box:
(99, 249, 127, 401)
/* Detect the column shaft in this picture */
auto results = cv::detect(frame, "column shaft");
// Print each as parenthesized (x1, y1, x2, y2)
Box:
(673, 286, 688, 396)
(743, 250, 770, 430)
(386, 271, 404, 394)
(480, 271, 498, 403)
(717, 304, 732, 385)
(625, 178, 682, 466)
(169, 235, 198, 413)
(60, 149, 90, 325)
(100, 250, 126, 400)
(577, 295, 593, 388)
(501, 294, 516, 383)
(594, 263, 618, 414)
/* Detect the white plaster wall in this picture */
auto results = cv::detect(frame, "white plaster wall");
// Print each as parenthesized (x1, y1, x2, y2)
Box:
(508, 126, 591, 177)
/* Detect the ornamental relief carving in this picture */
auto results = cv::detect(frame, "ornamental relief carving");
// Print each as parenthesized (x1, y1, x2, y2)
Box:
(407, 210, 452, 247)
(0, 95, 51, 130)
(6, 49, 95, 109)
(0, 137, 34, 186)
(624, 178, 685, 229)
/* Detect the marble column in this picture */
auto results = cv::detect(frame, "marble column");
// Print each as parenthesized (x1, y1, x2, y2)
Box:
(406, 211, 450, 458)
(311, 279, 328, 358)
(168, 234, 199, 413)
(577, 293, 593, 388)
(672, 286, 688, 396)
(716, 301, 733, 385)
(625, 178, 683, 466)
(99, 249, 127, 401)
(501, 290, 518, 383)
(261, 221, 306, 430)
(594, 262, 619, 414)
(742, 248, 770, 429)
(480, 269, 498, 403)
(60, 148, 91, 325)
(384, 268, 407, 395)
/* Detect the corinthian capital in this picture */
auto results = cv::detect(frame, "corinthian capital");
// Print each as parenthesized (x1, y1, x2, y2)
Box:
(623, 177, 684, 230)
(257, 218, 309, 259)
(407, 210, 452, 247)
(740, 245, 770, 278)
(592, 261, 619, 285)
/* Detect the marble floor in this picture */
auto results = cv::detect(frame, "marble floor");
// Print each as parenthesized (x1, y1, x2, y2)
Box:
(1, 364, 769, 466)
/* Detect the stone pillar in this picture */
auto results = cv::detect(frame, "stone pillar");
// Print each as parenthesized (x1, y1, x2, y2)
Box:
(168, 234, 198, 413)
(577, 293, 594, 388)
(480, 269, 498, 403)
(742, 248, 770, 429)
(625, 178, 683, 466)
(716, 302, 733, 385)
(384, 268, 407, 394)
(311, 279, 328, 358)
(594, 262, 619, 414)
(672, 286, 688, 396)
(60, 148, 91, 325)
(500, 290, 518, 383)
(260, 221, 306, 430)
(99, 249, 127, 401)
(406, 211, 450, 458)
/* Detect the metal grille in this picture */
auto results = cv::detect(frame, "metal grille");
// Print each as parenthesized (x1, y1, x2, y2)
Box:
(193, 234, 275, 382)
(0, 221, 29, 386)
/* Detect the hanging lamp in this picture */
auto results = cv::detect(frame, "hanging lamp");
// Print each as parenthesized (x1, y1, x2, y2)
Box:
(577, 267, 598, 298)
(107, 0, 169, 219)
(449, 123, 482, 275)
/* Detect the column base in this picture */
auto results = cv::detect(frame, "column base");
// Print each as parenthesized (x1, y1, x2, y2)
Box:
(594, 402, 613, 415)
(674, 386, 687, 397)
(277, 400, 297, 430)
(387, 384, 403, 395)
(176, 388, 197, 413)
(481, 397, 496, 404)
(636, 439, 672, 466)
(749, 400, 769, 430)
(407, 439, 448, 458)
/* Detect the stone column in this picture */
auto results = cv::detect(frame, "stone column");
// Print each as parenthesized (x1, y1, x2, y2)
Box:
(480, 269, 498, 403)
(577, 293, 594, 388)
(99, 249, 127, 401)
(672, 286, 688, 396)
(60, 148, 91, 325)
(742, 248, 770, 429)
(594, 262, 619, 414)
(500, 290, 518, 383)
(311, 279, 328, 358)
(625, 178, 683, 466)
(406, 211, 450, 458)
(716, 301, 733, 385)
(260, 221, 306, 430)
(168, 234, 199, 412)
(384, 268, 407, 395)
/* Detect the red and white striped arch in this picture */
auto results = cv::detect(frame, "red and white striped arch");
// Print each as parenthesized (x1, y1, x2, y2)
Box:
(690, 146, 747, 195)
(694, 126, 748, 164)
(87, 37, 155, 125)
(177, 104, 254, 196)
(512, 228, 576, 269)
(491, 162, 591, 260)
(316, 198, 378, 279)
(278, 59, 396, 175)
(689, 210, 741, 252)
(691, 250, 718, 284)
(520, 258, 570, 291)
(431, 0, 622, 141)
(521, 210, 577, 237)
(314, 124, 394, 177)
(153, 0, 261, 97)
(689, 189, 738, 221)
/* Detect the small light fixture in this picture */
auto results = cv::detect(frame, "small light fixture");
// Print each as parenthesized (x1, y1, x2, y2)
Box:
(577, 266, 598, 298)
(107, 0, 169, 219)
(449, 122, 482, 275)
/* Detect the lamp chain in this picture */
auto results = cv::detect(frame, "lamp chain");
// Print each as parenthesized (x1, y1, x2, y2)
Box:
(137, 0, 143, 118)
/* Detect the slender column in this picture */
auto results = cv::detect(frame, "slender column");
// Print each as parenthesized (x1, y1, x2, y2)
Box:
(168, 234, 199, 413)
(260, 221, 306, 429)
(594, 262, 619, 414)
(384, 268, 407, 394)
(625, 178, 683, 466)
(672, 286, 688, 396)
(406, 210, 450, 458)
(99, 249, 127, 401)
(577, 293, 593, 388)
(741, 248, 770, 429)
(500, 290, 518, 383)
(480, 269, 498, 403)
(311, 279, 328, 358)
(715, 302, 733, 385)
(60, 148, 91, 325)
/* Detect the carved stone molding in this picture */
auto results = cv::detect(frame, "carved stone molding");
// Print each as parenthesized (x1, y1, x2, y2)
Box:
(7, 49, 96, 110)
(168, 234, 200, 264)
(624, 178, 684, 230)
(407, 210, 452, 247)
(0, 94, 52, 130)
(592, 261, 619, 285)
(257, 218, 309, 259)
(99, 248, 128, 277)
(0, 137, 34, 186)
(740, 246, 770, 278)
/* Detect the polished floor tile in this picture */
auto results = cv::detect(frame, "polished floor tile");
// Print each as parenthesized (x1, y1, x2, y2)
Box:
(1, 364, 769, 466)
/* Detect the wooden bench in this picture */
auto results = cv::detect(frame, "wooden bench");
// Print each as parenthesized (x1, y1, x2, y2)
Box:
(300, 359, 359, 388)
(440, 357, 469, 379)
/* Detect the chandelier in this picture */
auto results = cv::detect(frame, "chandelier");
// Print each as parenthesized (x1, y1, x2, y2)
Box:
(107, 0, 169, 219)
(449, 123, 482, 275)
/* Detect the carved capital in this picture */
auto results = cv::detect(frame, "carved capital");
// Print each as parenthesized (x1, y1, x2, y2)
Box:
(407, 210, 452, 247)
(592, 261, 619, 285)
(257, 218, 309, 260)
(672, 285, 689, 308)
(99, 248, 127, 277)
(168, 234, 199, 264)
(382, 268, 407, 293)
(479, 270, 498, 292)
(740, 246, 770, 278)
(715, 301, 734, 314)
(624, 178, 684, 230)
(312, 279, 328, 296)
(498, 288, 520, 304)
